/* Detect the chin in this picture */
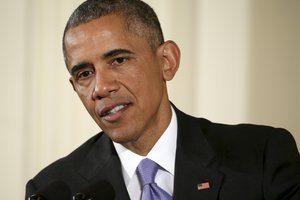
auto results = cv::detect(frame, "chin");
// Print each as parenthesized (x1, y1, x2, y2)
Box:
(106, 131, 137, 144)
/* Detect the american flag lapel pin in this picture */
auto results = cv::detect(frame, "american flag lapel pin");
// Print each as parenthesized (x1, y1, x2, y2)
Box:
(197, 181, 210, 190)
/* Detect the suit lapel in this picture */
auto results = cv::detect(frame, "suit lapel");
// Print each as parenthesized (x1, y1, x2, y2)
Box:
(78, 133, 130, 200)
(173, 106, 224, 200)
(74, 105, 224, 200)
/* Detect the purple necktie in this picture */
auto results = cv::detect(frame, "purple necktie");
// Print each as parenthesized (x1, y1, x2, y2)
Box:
(137, 158, 173, 200)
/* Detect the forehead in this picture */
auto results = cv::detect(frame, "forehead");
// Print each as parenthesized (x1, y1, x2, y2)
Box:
(64, 15, 153, 68)
(64, 15, 128, 47)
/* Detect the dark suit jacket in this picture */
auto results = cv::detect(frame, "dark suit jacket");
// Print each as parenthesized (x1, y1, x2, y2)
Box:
(26, 106, 300, 199)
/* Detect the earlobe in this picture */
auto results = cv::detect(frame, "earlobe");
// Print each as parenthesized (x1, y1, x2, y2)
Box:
(159, 40, 181, 81)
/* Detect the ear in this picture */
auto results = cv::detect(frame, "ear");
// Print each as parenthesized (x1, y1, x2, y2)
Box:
(69, 77, 77, 92)
(157, 40, 181, 81)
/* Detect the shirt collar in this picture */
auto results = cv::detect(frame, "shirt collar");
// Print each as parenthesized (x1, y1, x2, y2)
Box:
(113, 107, 178, 184)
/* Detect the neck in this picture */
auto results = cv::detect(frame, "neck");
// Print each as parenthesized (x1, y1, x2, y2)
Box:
(121, 103, 172, 156)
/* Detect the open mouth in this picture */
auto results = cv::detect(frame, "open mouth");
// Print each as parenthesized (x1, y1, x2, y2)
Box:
(100, 103, 130, 117)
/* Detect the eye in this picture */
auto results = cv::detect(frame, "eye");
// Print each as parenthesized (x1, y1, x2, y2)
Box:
(77, 70, 94, 80)
(111, 57, 127, 66)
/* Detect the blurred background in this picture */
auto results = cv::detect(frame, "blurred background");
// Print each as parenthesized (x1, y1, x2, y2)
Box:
(0, 0, 299, 199)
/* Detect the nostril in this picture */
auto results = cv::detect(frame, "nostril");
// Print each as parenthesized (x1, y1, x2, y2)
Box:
(92, 84, 119, 100)
(96, 95, 103, 100)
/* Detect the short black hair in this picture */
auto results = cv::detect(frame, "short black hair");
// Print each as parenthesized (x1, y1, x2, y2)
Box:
(63, 0, 164, 64)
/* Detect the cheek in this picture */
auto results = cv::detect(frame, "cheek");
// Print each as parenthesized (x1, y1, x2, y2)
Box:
(77, 87, 90, 98)
(131, 70, 164, 100)
(74, 84, 95, 112)
(74, 80, 95, 98)
(123, 70, 149, 90)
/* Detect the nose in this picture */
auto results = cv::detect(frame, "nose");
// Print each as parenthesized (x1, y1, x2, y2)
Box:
(92, 68, 119, 100)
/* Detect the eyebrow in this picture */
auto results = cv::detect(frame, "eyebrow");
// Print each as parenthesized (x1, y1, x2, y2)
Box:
(70, 62, 90, 77)
(102, 48, 134, 59)
(69, 48, 135, 76)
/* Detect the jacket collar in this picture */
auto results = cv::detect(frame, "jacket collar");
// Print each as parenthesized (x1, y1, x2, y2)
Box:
(76, 104, 224, 200)
(173, 105, 224, 200)
(78, 133, 130, 200)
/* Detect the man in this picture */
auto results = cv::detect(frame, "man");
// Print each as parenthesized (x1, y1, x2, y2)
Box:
(26, 0, 300, 199)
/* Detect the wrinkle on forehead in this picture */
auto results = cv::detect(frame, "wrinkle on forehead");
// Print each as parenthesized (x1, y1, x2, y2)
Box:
(66, 28, 114, 45)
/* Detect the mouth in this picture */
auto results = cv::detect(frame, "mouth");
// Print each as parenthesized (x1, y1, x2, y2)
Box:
(100, 103, 131, 119)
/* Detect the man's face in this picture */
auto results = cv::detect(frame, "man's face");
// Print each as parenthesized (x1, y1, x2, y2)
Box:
(64, 15, 175, 149)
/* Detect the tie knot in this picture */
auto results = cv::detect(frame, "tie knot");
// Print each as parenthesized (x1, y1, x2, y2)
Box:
(137, 158, 159, 186)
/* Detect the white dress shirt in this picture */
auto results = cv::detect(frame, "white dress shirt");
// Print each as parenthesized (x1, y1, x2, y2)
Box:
(113, 107, 178, 200)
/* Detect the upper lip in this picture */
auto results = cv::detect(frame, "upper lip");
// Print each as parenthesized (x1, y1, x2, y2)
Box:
(99, 102, 131, 117)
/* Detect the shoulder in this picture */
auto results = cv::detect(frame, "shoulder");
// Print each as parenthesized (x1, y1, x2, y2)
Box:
(28, 132, 107, 190)
(200, 116, 296, 156)
(206, 121, 295, 147)
(174, 106, 300, 199)
(176, 106, 296, 149)
(175, 106, 299, 163)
